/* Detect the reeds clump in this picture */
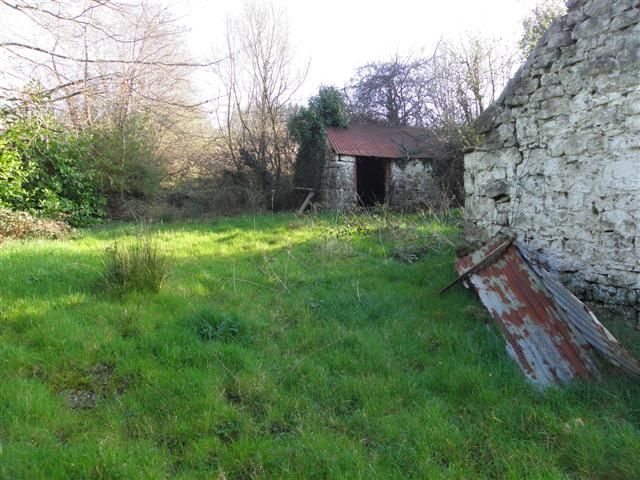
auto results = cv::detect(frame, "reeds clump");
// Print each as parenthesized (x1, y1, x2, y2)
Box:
(102, 233, 171, 294)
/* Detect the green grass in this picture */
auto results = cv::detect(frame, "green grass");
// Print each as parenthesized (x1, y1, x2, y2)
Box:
(1, 211, 639, 479)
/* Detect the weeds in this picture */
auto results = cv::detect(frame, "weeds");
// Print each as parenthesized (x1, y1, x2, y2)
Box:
(101, 231, 171, 293)
(391, 242, 432, 263)
(194, 307, 246, 343)
(309, 205, 463, 264)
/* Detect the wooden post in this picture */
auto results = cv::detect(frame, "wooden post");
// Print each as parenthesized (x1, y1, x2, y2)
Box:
(296, 191, 315, 215)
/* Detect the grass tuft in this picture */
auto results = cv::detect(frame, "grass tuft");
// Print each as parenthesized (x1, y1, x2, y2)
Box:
(101, 231, 171, 294)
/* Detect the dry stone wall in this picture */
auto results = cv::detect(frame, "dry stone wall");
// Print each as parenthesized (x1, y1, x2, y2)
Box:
(464, 0, 640, 308)
(321, 155, 443, 210)
(388, 160, 442, 209)
(321, 154, 356, 209)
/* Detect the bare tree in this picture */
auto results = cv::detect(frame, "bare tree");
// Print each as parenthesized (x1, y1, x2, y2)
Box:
(0, 0, 223, 213)
(213, 3, 307, 208)
(346, 36, 514, 131)
(0, 1, 220, 122)
(345, 54, 436, 127)
(0, 0, 220, 168)
(434, 36, 516, 127)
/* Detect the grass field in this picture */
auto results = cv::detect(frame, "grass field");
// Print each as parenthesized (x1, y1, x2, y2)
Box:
(1, 211, 639, 479)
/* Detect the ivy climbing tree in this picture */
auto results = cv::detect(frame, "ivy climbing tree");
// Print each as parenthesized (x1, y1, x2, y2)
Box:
(288, 86, 348, 191)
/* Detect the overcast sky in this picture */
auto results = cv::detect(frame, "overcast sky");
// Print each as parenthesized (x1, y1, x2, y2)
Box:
(176, 0, 539, 104)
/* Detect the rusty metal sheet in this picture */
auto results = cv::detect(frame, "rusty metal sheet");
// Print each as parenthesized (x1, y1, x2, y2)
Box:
(456, 239, 599, 388)
(531, 264, 640, 380)
(326, 125, 433, 159)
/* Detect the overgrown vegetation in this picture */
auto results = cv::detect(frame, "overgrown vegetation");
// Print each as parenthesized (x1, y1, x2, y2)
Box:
(289, 86, 349, 192)
(1, 213, 639, 478)
(0, 1, 217, 224)
(0, 91, 105, 226)
(0, 92, 175, 226)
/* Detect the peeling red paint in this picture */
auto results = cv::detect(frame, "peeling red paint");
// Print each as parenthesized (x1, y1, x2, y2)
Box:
(456, 239, 599, 388)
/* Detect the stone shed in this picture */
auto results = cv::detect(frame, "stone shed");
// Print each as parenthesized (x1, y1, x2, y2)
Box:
(464, 0, 640, 308)
(321, 124, 442, 209)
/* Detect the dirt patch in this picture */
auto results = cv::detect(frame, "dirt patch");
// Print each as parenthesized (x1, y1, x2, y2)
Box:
(61, 362, 129, 410)
(91, 362, 115, 382)
(65, 389, 97, 410)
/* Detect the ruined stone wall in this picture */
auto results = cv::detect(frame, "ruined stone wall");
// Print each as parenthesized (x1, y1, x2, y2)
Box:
(321, 154, 356, 210)
(388, 160, 442, 209)
(464, 0, 640, 307)
(322, 155, 443, 210)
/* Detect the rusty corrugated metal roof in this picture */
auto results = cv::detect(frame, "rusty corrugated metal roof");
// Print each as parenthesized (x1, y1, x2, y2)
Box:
(532, 264, 640, 380)
(455, 239, 600, 388)
(326, 125, 432, 159)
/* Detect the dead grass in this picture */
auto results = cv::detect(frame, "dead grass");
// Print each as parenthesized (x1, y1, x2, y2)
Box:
(0, 208, 71, 243)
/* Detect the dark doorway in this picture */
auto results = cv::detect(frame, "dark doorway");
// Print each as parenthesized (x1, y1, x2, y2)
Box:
(356, 157, 387, 206)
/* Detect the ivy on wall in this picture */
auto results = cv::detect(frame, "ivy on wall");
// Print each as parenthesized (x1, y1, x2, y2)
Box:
(288, 86, 348, 191)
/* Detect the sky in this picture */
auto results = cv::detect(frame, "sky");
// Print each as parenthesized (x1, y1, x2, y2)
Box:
(177, 0, 539, 104)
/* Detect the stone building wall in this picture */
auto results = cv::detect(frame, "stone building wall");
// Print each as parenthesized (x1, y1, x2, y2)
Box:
(321, 154, 443, 210)
(321, 154, 356, 209)
(388, 160, 442, 209)
(464, 0, 640, 307)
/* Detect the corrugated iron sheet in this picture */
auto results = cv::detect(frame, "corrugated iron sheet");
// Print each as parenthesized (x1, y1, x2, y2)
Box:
(326, 125, 432, 159)
(455, 239, 600, 388)
(529, 262, 640, 380)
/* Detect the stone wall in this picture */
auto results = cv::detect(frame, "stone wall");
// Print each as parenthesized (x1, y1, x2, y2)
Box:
(321, 154, 356, 209)
(464, 0, 640, 308)
(388, 160, 442, 209)
(321, 154, 443, 210)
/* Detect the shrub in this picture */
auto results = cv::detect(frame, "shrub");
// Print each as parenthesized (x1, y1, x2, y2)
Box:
(102, 233, 171, 294)
(88, 116, 165, 212)
(0, 89, 106, 226)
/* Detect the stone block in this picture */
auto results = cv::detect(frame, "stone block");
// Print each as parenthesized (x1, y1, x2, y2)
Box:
(474, 103, 500, 133)
(534, 48, 562, 69)
(514, 77, 541, 96)
(516, 116, 538, 142)
(485, 179, 509, 199)
(612, 0, 637, 14)
(541, 72, 561, 86)
(547, 30, 574, 49)
(626, 98, 640, 115)
(625, 114, 640, 130)
(611, 7, 640, 30)
(573, 15, 613, 39)
(542, 85, 566, 99)
(505, 95, 529, 107)
(585, 0, 616, 17)
(565, 8, 587, 26)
